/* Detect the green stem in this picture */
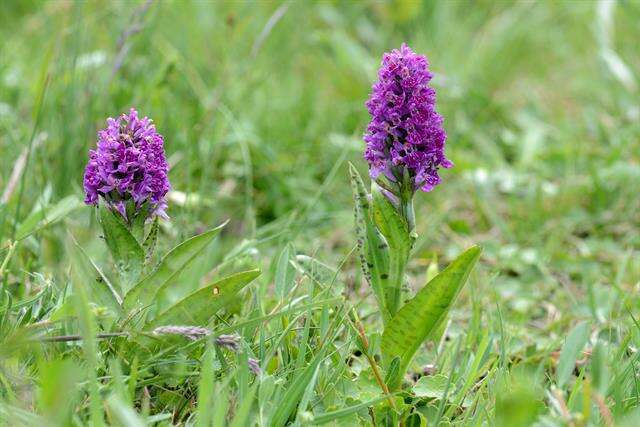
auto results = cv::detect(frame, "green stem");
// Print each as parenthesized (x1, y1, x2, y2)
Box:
(401, 197, 415, 233)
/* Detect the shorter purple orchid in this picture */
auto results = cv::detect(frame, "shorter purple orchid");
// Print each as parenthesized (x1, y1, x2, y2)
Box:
(83, 108, 170, 221)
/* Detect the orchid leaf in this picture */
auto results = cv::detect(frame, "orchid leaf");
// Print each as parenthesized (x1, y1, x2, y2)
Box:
(382, 246, 481, 390)
(146, 269, 260, 328)
(371, 183, 412, 318)
(348, 163, 392, 324)
(99, 204, 145, 292)
(123, 222, 227, 312)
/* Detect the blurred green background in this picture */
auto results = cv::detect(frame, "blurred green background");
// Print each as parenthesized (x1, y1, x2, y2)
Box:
(2, 0, 638, 293)
(1, 0, 640, 424)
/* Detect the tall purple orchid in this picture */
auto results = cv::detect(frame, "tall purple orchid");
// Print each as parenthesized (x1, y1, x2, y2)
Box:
(363, 44, 451, 230)
(351, 45, 479, 395)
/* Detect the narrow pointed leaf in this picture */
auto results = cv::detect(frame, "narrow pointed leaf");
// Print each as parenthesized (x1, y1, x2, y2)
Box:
(309, 394, 395, 425)
(382, 246, 481, 389)
(146, 269, 260, 327)
(268, 351, 323, 427)
(371, 184, 411, 317)
(556, 321, 590, 388)
(123, 222, 227, 311)
(99, 204, 144, 291)
(275, 243, 296, 298)
(348, 163, 391, 323)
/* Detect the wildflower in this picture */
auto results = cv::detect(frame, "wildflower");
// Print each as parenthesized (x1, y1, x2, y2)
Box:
(214, 334, 241, 352)
(364, 44, 451, 194)
(83, 108, 170, 220)
(248, 357, 262, 376)
(153, 325, 211, 341)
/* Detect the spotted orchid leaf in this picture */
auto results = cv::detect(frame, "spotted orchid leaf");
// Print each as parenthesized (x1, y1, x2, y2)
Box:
(381, 246, 481, 390)
(371, 183, 412, 318)
(146, 269, 260, 328)
(99, 204, 145, 292)
(349, 163, 392, 324)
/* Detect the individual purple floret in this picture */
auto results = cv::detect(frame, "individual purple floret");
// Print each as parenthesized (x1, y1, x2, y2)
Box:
(364, 44, 451, 193)
(83, 108, 170, 220)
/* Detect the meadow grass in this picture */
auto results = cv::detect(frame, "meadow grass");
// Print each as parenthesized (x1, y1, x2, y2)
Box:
(1, 1, 639, 425)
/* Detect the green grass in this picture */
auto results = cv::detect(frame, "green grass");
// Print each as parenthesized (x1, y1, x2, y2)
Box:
(1, 0, 640, 425)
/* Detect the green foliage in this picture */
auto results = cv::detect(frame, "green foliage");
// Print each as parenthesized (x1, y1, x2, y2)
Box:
(349, 163, 391, 323)
(556, 321, 590, 388)
(382, 246, 481, 389)
(15, 195, 82, 241)
(147, 269, 260, 327)
(123, 222, 227, 311)
(1, 1, 640, 425)
(371, 183, 412, 318)
(99, 205, 145, 291)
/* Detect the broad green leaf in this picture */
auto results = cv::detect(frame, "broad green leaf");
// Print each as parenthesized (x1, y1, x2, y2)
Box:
(348, 164, 391, 324)
(413, 374, 449, 399)
(556, 321, 590, 388)
(382, 246, 481, 390)
(16, 195, 82, 241)
(371, 183, 411, 317)
(126, 201, 149, 244)
(146, 269, 260, 327)
(37, 359, 81, 424)
(275, 243, 296, 298)
(123, 222, 227, 311)
(99, 205, 145, 292)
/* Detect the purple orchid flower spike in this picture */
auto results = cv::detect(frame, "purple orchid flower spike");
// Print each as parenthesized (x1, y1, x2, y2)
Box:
(363, 44, 451, 230)
(83, 108, 170, 222)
